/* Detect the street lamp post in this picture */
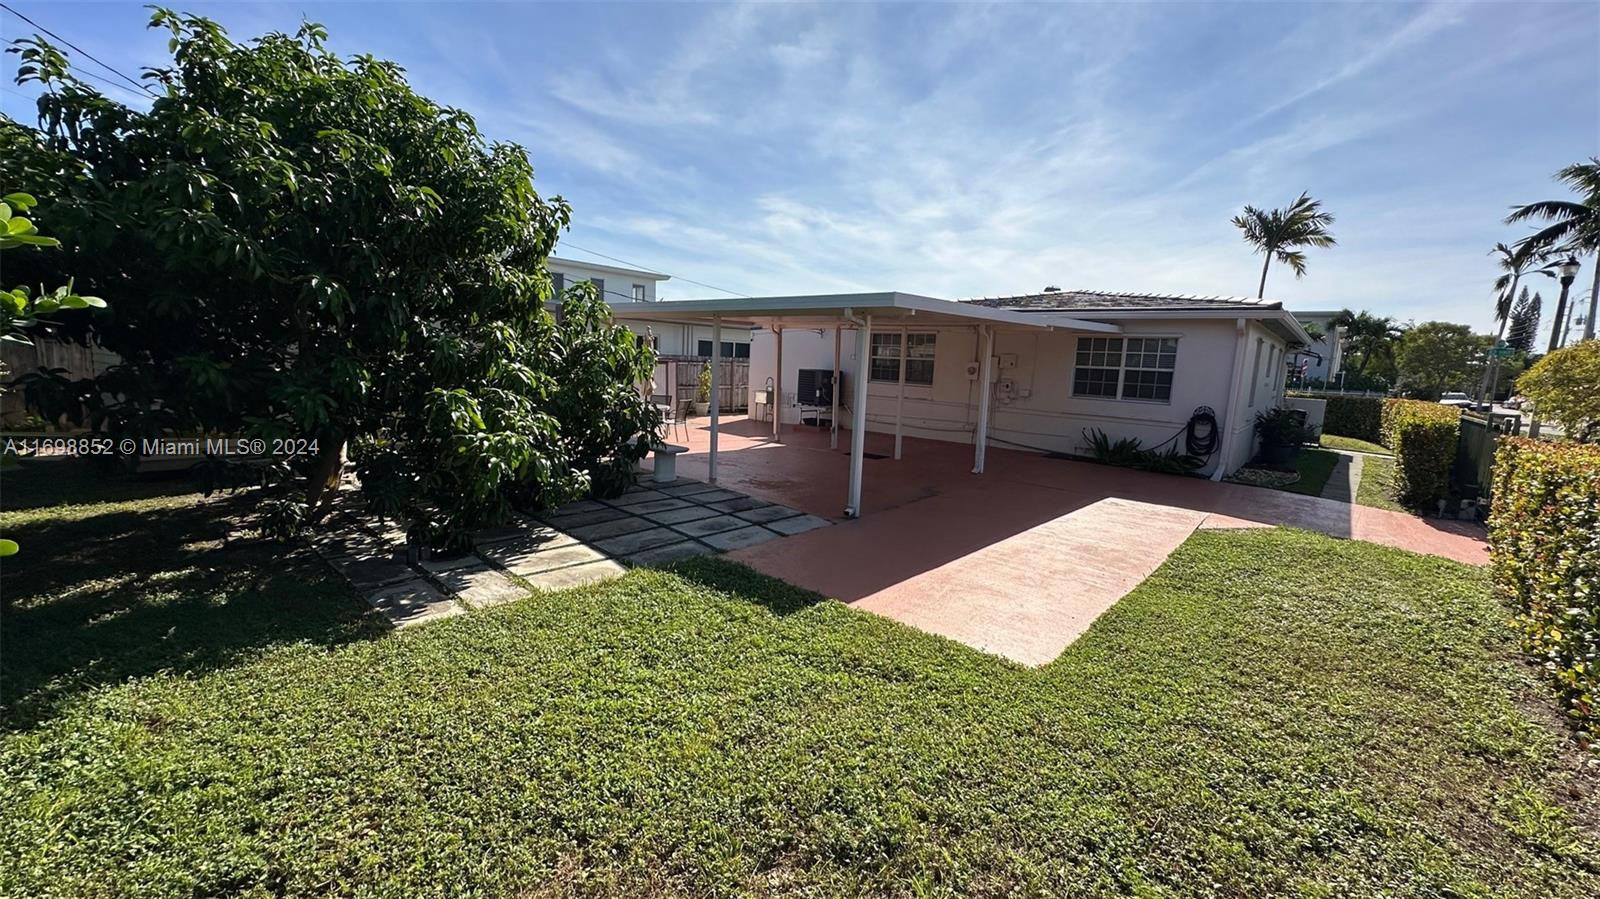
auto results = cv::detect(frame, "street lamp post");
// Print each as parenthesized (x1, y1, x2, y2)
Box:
(1547, 256, 1581, 353)
(1530, 255, 1582, 438)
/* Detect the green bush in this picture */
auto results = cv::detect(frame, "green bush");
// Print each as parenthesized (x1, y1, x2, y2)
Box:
(1489, 439, 1600, 744)
(1310, 395, 1384, 444)
(1380, 399, 1459, 508)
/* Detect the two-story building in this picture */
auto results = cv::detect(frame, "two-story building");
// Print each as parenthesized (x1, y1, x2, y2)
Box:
(546, 255, 751, 359)
(1288, 309, 1344, 387)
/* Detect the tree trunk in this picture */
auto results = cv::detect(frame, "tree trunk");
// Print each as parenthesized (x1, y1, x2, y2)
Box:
(1257, 254, 1272, 299)
(1478, 274, 1518, 403)
(303, 434, 347, 522)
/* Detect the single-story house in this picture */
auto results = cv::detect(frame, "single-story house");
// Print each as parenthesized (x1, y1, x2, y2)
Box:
(609, 290, 1309, 517)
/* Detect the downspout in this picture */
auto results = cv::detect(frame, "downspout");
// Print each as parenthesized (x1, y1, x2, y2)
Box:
(1211, 317, 1251, 482)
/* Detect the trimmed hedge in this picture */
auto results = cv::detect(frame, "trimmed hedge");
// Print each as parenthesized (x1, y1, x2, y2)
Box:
(1489, 439, 1600, 743)
(1316, 395, 1384, 444)
(1380, 399, 1460, 508)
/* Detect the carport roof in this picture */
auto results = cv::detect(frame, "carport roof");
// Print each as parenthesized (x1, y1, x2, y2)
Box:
(604, 292, 1123, 333)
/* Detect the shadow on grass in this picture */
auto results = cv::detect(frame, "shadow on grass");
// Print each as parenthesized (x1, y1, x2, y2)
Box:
(663, 555, 828, 615)
(0, 457, 204, 512)
(1, 491, 383, 731)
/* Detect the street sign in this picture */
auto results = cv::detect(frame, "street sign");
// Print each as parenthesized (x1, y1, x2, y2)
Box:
(1489, 345, 1515, 358)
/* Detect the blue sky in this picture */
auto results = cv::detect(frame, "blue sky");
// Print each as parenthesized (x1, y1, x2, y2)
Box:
(4, 2, 1598, 340)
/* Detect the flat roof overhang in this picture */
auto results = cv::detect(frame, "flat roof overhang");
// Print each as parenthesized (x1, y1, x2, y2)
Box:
(606, 292, 1123, 333)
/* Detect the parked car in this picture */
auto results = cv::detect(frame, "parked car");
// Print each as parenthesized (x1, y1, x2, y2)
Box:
(1439, 392, 1474, 409)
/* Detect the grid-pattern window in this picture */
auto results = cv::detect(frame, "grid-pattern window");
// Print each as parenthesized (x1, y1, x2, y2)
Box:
(904, 333, 936, 385)
(1073, 337, 1124, 398)
(869, 333, 902, 383)
(868, 333, 936, 385)
(1073, 336, 1179, 402)
(1120, 337, 1178, 401)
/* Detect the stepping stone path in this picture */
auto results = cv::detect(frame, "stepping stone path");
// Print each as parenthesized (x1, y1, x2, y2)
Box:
(311, 477, 832, 628)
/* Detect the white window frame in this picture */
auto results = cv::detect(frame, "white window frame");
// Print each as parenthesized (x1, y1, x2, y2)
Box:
(1072, 335, 1180, 404)
(869, 331, 935, 386)
(632, 283, 646, 301)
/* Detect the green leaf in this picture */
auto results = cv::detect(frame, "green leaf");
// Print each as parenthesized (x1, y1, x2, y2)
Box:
(8, 216, 35, 235)
(2, 234, 60, 247)
(2, 192, 37, 209)
(0, 203, 10, 222)
(0, 539, 18, 557)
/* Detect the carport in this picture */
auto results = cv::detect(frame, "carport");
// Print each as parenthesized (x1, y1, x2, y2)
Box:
(607, 293, 1120, 518)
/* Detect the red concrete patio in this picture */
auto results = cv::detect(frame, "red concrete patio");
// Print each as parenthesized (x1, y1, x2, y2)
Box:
(646, 415, 1487, 664)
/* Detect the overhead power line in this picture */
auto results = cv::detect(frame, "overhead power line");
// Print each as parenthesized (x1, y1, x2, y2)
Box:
(1, 3, 158, 98)
(559, 240, 751, 299)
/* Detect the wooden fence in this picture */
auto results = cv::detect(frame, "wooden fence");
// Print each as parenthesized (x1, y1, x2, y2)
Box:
(651, 356, 749, 414)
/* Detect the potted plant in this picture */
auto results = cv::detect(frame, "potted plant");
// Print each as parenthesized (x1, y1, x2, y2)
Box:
(1254, 407, 1316, 466)
(692, 365, 711, 416)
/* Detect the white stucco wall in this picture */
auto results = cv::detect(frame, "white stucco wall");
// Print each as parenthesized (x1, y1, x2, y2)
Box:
(748, 317, 1292, 477)
(546, 257, 663, 304)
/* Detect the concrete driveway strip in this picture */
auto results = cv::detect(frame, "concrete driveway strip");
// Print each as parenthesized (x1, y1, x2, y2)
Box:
(732, 495, 1206, 666)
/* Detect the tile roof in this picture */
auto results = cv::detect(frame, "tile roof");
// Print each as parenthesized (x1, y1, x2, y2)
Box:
(960, 290, 1281, 312)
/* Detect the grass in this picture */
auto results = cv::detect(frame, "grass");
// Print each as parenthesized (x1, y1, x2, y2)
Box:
(1356, 455, 1411, 513)
(1276, 447, 1342, 496)
(3, 464, 1597, 897)
(1321, 434, 1392, 455)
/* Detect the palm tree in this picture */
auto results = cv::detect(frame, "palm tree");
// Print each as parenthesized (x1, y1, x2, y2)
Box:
(1506, 157, 1600, 342)
(1480, 243, 1552, 399)
(1232, 192, 1338, 298)
(1331, 309, 1402, 379)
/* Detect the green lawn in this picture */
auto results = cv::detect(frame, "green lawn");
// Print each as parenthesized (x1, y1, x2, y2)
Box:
(1279, 447, 1341, 496)
(1321, 434, 1392, 455)
(1357, 455, 1411, 513)
(3, 466, 1597, 897)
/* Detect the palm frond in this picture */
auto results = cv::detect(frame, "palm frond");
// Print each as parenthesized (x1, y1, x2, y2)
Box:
(1505, 199, 1591, 224)
(1277, 249, 1308, 277)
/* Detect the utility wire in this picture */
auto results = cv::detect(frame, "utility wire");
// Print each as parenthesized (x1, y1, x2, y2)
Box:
(0, 3, 158, 98)
(559, 240, 752, 299)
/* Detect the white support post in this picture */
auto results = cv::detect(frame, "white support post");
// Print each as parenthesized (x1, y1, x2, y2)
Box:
(772, 324, 783, 443)
(708, 316, 721, 484)
(893, 327, 907, 460)
(846, 315, 871, 517)
(830, 326, 842, 450)
(973, 325, 995, 474)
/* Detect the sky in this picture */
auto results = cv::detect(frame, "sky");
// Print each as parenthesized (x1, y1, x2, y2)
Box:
(4, 1, 1598, 343)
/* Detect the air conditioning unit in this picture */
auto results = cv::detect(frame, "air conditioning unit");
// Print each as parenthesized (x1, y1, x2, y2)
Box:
(796, 368, 838, 406)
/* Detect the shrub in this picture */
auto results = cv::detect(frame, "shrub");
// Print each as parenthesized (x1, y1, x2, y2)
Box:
(1254, 407, 1318, 445)
(1313, 395, 1384, 444)
(1380, 399, 1459, 508)
(1082, 429, 1203, 474)
(1489, 439, 1600, 744)
(1517, 340, 1600, 442)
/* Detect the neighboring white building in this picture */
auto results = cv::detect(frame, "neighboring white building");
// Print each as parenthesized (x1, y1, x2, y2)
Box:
(1289, 309, 1344, 386)
(546, 255, 750, 358)
(616, 289, 1308, 482)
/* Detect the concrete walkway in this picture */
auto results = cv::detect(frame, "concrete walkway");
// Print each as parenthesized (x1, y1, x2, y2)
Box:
(846, 498, 1207, 665)
(1319, 451, 1366, 503)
